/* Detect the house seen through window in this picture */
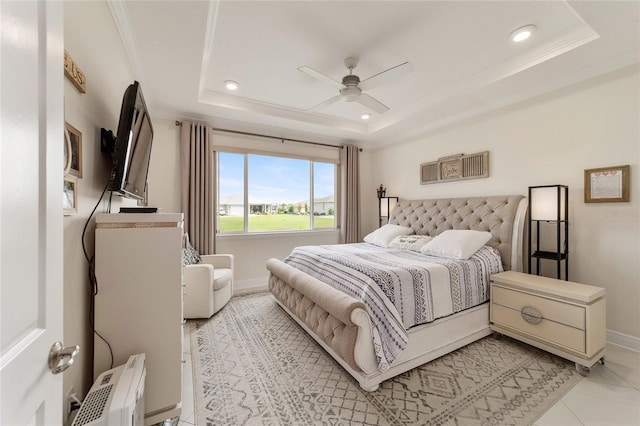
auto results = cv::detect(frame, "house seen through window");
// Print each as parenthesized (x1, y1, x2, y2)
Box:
(218, 152, 336, 233)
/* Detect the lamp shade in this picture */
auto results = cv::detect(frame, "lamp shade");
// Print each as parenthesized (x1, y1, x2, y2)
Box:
(380, 197, 398, 217)
(530, 186, 567, 221)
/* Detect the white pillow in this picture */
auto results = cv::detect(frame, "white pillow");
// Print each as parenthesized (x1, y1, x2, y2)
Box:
(420, 230, 492, 260)
(388, 235, 433, 251)
(364, 224, 413, 247)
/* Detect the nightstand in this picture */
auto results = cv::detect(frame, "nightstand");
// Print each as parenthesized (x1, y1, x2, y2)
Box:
(490, 271, 606, 375)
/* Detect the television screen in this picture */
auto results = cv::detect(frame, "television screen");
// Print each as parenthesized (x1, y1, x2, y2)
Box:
(111, 81, 153, 202)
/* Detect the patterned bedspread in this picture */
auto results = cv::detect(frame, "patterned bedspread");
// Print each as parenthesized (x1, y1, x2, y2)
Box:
(284, 243, 503, 370)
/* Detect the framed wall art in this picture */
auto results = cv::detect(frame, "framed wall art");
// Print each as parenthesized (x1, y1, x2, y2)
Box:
(65, 122, 82, 178)
(64, 126, 72, 174)
(63, 175, 78, 215)
(584, 164, 630, 203)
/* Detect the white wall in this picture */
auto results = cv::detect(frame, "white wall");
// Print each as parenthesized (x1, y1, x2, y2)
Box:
(147, 118, 182, 212)
(365, 65, 640, 342)
(63, 0, 137, 409)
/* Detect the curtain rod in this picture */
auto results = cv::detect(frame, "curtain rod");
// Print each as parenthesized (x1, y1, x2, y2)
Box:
(175, 120, 362, 151)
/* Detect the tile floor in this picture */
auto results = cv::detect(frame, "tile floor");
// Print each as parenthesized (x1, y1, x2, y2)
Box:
(178, 322, 640, 425)
(535, 343, 640, 426)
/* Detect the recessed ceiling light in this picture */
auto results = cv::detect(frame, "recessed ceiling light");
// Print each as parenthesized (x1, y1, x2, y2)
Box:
(510, 25, 536, 43)
(224, 80, 239, 91)
(361, 113, 371, 120)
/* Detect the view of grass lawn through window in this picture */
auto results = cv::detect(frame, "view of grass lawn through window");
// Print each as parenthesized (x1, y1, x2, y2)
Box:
(218, 152, 336, 233)
(219, 214, 335, 232)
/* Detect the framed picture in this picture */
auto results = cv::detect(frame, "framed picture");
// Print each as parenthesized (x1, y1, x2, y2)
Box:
(65, 122, 82, 178)
(584, 164, 630, 203)
(63, 175, 78, 215)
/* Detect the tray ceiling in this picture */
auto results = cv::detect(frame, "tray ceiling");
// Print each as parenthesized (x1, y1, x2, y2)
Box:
(109, 0, 640, 148)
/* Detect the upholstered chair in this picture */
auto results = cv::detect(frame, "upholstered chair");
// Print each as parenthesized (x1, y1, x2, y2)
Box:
(183, 253, 234, 319)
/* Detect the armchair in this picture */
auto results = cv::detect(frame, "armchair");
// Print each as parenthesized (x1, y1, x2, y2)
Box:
(183, 254, 234, 319)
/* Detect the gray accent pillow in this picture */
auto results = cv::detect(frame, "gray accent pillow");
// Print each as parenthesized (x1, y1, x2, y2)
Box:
(182, 237, 201, 266)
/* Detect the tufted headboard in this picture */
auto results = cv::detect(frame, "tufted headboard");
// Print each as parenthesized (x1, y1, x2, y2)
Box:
(389, 195, 527, 271)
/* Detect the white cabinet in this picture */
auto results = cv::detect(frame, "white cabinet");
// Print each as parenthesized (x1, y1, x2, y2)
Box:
(490, 271, 606, 375)
(94, 213, 183, 425)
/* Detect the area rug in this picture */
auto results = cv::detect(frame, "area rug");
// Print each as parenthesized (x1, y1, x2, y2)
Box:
(191, 292, 582, 425)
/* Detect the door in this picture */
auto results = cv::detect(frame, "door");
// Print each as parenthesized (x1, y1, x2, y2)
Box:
(1, 1, 66, 424)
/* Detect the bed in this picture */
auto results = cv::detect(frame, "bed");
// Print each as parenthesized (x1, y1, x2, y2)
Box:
(267, 195, 527, 391)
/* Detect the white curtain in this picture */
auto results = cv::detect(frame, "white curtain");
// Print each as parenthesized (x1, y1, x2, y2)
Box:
(180, 121, 216, 254)
(340, 144, 360, 243)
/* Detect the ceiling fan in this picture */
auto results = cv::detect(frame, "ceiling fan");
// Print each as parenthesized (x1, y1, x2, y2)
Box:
(298, 57, 412, 114)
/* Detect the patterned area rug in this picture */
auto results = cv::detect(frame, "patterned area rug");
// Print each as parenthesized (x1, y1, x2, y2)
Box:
(191, 293, 582, 425)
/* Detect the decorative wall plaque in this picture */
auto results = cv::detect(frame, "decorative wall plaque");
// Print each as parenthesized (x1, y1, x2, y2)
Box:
(420, 151, 489, 185)
(64, 50, 86, 93)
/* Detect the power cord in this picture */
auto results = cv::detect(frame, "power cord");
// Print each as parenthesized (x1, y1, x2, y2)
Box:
(81, 174, 115, 369)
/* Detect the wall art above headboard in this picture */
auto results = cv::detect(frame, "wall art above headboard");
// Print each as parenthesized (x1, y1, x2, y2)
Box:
(420, 151, 489, 184)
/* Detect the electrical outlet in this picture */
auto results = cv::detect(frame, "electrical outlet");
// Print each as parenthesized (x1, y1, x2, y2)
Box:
(65, 386, 76, 418)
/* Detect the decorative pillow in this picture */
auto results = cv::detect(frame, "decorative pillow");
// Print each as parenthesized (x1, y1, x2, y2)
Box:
(182, 236, 201, 266)
(363, 224, 413, 247)
(388, 235, 433, 251)
(420, 230, 492, 260)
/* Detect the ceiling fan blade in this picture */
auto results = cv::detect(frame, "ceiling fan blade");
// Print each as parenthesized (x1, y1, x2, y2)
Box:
(359, 61, 413, 91)
(298, 66, 345, 90)
(356, 93, 389, 114)
(309, 95, 342, 112)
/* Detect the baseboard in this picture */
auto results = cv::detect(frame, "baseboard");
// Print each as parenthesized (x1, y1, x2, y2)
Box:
(234, 277, 268, 295)
(607, 329, 640, 352)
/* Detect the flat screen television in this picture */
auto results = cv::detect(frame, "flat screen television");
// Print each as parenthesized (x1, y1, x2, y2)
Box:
(110, 81, 153, 202)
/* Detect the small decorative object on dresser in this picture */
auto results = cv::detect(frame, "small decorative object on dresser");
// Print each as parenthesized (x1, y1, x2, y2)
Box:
(490, 271, 606, 376)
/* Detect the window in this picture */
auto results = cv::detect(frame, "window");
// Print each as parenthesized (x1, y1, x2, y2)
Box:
(218, 151, 336, 233)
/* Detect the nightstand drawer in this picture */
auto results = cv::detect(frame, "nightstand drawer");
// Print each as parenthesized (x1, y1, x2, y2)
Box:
(492, 304, 585, 353)
(492, 285, 585, 330)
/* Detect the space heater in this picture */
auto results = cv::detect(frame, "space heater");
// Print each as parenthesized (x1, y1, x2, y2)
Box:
(72, 354, 146, 426)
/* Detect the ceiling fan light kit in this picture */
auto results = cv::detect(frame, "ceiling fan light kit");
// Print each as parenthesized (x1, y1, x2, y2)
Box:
(299, 57, 412, 116)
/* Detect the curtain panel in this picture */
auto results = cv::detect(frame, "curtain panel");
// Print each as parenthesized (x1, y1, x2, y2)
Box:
(340, 144, 360, 243)
(180, 121, 216, 254)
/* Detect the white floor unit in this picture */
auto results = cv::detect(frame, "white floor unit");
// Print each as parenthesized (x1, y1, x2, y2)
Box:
(72, 354, 146, 426)
(95, 213, 183, 425)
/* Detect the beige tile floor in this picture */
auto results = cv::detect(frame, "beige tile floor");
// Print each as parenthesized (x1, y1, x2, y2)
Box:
(535, 343, 640, 426)
(179, 322, 640, 426)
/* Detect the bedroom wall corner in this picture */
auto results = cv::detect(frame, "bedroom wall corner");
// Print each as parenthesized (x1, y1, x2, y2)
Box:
(367, 64, 640, 344)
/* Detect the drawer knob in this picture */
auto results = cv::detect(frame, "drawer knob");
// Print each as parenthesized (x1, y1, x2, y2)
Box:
(521, 306, 542, 324)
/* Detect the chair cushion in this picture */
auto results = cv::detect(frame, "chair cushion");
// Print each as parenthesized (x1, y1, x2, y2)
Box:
(213, 268, 232, 290)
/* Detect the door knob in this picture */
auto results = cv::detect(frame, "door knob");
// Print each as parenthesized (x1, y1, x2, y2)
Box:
(48, 341, 80, 374)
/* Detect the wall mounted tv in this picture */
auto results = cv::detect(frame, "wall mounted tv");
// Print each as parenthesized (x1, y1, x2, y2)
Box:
(109, 81, 153, 202)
